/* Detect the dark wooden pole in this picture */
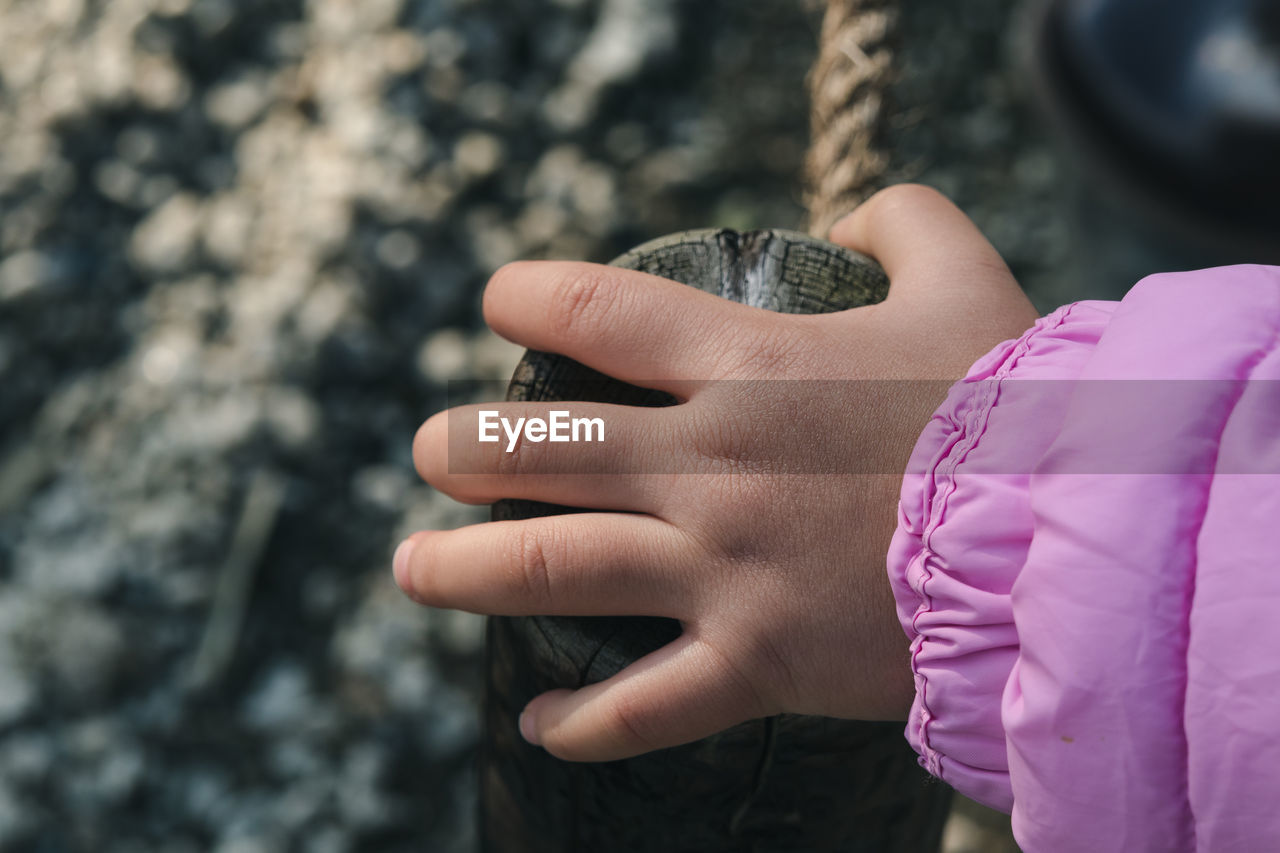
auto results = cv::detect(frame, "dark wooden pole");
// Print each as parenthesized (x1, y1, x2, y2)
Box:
(480, 230, 952, 852)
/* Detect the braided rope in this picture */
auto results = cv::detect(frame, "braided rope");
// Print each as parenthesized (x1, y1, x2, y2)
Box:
(805, 0, 898, 238)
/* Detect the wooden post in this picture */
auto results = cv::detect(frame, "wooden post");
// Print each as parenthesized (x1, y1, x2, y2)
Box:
(480, 230, 952, 852)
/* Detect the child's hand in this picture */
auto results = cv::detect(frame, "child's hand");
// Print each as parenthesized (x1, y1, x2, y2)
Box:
(395, 185, 1038, 761)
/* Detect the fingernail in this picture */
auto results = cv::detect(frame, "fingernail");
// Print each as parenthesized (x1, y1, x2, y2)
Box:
(518, 709, 541, 746)
(392, 538, 417, 590)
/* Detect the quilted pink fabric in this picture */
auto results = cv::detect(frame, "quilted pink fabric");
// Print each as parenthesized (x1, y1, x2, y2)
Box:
(887, 266, 1280, 851)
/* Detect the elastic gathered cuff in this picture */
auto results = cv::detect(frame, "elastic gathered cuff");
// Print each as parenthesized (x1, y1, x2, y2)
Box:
(885, 301, 1114, 812)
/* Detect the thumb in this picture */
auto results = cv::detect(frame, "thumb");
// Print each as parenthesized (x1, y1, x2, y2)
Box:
(519, 634, 768, 761)
(829, 184, 1024, 310)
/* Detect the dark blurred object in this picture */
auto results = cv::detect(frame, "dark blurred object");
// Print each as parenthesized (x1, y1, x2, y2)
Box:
(1028, 0, 1280, 294)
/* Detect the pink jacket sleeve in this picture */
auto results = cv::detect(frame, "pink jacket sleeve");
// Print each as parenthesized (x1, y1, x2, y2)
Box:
(887, 265, 1280, 851)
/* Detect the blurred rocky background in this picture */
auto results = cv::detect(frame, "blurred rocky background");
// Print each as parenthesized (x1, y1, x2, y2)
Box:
(0, 0, 1066, 849)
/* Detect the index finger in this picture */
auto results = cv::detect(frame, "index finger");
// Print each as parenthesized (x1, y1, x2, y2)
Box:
(482, 261, 780, 392)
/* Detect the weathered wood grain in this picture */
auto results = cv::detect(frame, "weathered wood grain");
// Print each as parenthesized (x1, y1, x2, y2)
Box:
(481, 229, 952, 853)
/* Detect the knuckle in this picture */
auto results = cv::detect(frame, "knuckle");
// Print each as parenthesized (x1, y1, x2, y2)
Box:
(603, 692, 659, 755)
(963, 257, 1020, 306)
(685, 402, 758, 469)
(550, 267, 616, 344)
(493, 424, 544, 478)
(510, 523, 556, 605)
(720, 321, 811, 380)
(711, 513, 773, 565)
